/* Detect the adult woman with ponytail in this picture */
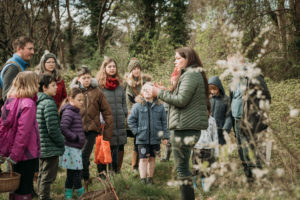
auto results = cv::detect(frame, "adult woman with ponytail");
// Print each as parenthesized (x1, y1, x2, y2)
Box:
(152, 47, 210, 200)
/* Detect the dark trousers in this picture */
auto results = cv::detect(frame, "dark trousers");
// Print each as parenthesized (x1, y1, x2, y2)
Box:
(37, 156, 59, 200)
(192, 148, 215, 177)
(97, 145, 119, 173)
(119, 144, 124, 152)
(65, 169, 82, 189)
(13, 158, 38, 195)
(82, 131, 98, 181)
(234, 118, 261, 178)
(172, 130, 200, 180)
(217, 129, 226, 145)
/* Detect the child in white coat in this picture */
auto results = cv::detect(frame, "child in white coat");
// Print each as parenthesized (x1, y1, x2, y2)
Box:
(192, 115, 219, 190)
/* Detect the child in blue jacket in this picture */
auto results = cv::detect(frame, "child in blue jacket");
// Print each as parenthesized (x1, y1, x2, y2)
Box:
(208, 76, 232, 145)
(128, 82, 168, 184)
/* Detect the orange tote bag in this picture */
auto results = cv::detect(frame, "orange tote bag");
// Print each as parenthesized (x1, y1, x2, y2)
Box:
(94, 135, 112, 165)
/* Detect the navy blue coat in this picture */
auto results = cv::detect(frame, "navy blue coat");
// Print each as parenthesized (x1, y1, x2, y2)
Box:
(208, 76, 232, 144)
(60, 103, 85, 149)
(128, 98, 168, 145)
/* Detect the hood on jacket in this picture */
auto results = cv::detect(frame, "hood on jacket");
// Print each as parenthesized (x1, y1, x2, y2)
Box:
(69, 77, 99, 89)
(37, 92, 54, 104)
(60, 103, 80, 114)
(124, 73, 152, 88)
(134, 94, 162, 106)
(208, 76, 225, 96)
(1, 98, 21, 128)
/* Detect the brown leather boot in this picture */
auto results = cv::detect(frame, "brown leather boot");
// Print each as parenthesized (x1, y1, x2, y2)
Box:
(117, 151, 124, 172)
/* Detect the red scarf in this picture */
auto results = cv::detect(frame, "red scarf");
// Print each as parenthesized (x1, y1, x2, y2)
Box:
(106, 77, 119, 90)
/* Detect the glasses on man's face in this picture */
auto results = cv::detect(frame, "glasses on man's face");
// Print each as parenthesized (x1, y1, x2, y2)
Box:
(45, 61, 55, 64)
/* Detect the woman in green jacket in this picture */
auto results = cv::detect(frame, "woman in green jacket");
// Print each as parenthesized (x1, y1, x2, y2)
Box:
(152, 47, 210, 200)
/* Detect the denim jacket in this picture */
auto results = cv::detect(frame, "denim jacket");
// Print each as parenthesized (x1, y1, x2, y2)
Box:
(128, 96, 168, 145)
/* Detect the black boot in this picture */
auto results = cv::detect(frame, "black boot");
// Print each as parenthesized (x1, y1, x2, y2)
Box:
(180, 183, 195, 200)
(161, 143, 172, 162)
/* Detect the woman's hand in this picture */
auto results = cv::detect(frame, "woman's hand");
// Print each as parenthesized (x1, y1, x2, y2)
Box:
(152, 86, 161, 97)
(154, 82, 167, 91)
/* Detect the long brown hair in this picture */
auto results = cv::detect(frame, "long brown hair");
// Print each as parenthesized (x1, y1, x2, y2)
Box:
(59, 87, 83, 113)
(96, 57, 123, 88)
(171, 47, 211, 113)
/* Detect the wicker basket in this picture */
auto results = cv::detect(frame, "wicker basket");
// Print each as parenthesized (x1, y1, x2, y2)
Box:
(80, 172, 119, 200)
(0, 161, 21, 193)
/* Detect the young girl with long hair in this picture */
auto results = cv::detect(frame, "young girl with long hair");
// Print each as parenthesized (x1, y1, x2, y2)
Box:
(69, 66, 113, 189)
(96, 57, 127, 173)
(59, 87, 85, 199)
(0, 71, 40, 200)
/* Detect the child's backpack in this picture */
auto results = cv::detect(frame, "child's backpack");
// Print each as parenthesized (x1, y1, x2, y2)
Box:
(0, 61, 22, 110)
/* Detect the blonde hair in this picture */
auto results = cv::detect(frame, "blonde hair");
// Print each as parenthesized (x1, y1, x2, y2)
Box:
(7, 71, 39, 98)
(140, 82, 154, 98)
(96, 57, 123, 88)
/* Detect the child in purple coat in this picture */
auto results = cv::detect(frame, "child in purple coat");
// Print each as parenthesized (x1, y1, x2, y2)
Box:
(0, 71, 40, 200)
(59, 87, 85, 199)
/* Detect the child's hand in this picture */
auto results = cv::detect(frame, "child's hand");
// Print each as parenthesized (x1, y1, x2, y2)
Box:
(162, 139, 168, 145)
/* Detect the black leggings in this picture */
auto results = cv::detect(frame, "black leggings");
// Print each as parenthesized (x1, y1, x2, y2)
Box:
(13, 158, 38, 194)
(65, 169, 82, 189)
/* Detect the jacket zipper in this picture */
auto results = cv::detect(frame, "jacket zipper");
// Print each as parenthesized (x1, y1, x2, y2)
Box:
(147, 103, 151, 145)
(84, 91, 88, 129)
(114, 88, 118, 145)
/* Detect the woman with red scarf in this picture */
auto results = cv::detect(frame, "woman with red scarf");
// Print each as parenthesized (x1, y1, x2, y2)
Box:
(96, 57, 128, 173)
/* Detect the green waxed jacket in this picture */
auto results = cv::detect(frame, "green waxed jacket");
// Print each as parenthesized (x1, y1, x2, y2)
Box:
(158, 66, 208, 130)
(36, 92, 65, 158)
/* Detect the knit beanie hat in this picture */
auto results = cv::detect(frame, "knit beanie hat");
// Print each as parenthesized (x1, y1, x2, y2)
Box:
(38, 50, 61, 80)
(42, 51, 57, 64)
(128, 58, 142, 72)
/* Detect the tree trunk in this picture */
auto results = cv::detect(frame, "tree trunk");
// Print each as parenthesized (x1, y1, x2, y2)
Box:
(97, 0, 108, 57)
(66, 0, 74, 69)
(295, 0, 300, 34)
(276, 0, 288, 59)
(294, 0, 300, 62)
(53, 0, 65, 69)
(264, 0, 278, 26)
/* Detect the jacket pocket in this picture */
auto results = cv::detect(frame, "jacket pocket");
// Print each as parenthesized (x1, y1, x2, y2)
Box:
(137, 126, 147, 141)
(139, 108, 148, 121)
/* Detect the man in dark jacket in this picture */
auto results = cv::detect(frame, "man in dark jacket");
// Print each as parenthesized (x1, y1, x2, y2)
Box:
(1, 36, 34, 102)
(231, 71, 271, 182)
(0, 36, 34, 185)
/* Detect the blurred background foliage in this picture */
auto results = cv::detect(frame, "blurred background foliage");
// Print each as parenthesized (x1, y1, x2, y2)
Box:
(0, 0, 299, 81)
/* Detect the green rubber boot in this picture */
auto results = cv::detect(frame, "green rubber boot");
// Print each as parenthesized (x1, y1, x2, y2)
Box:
(76, 187, 84, 197)
(65, 188, 73, 200)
